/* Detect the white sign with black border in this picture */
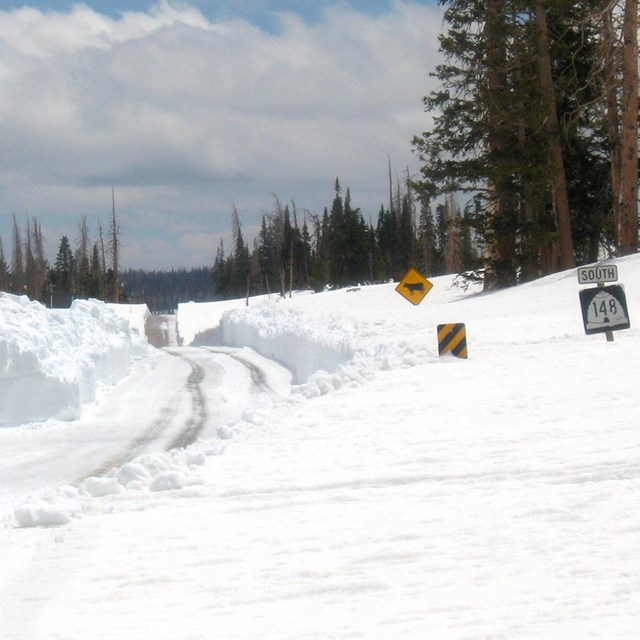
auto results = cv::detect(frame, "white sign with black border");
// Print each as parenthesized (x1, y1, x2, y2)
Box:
(579, 284, 630, 335)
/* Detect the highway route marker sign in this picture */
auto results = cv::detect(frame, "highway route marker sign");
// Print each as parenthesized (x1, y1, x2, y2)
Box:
(396, 268, 433, 306)
(579, 284, 630, 337)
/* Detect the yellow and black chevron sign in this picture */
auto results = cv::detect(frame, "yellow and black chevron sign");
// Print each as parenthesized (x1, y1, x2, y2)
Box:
(437, 323, 468, 359)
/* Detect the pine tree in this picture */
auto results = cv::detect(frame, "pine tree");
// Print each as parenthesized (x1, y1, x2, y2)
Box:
(52, 236, 75, 293)
(89, 243, 103, 298)
(212, 239, 229, 298)
(413, 1, 596, 289)
(230, 204, 250, 297)
(417, 196, 438, 276)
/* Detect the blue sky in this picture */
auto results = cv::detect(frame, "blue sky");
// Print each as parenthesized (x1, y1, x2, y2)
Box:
(0, 1, 442, 269)
(0, 1, 436, 31)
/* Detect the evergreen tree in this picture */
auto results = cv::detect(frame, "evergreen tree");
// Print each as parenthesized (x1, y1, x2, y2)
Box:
(52, 236, 75, 292)
(89, 243, 103, 298)
(412, 2, 568, 287)
(212, 239, 230, 298)
(342, 187, 369, 283)
(299, 217, 312, 289)
(328, 178, 347, 284)
(257, 215, 275, 295)
(376, 204, 396, 279)
(230, 204, 250, 297)
(417, 196, 439, 276)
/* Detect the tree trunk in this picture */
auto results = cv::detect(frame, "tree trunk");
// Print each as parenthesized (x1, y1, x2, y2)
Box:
(534, 2, 575, 271)
(604, 7, 622, 247)
(483, 0, 517, 291)
(618, 0, 638, 254)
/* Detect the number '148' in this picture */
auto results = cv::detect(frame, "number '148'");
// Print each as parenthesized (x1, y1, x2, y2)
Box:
(592, 298, 618, 316)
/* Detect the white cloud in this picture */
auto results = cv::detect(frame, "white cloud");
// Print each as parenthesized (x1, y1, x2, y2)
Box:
(0, 1, 443, 269)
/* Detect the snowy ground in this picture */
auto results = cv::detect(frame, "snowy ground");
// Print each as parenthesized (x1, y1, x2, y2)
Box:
(1, 256, 640, 639)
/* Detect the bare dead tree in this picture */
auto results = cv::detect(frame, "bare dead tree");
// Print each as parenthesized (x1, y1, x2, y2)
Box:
(11, 214, 24, 294)
(33, 218, 48, 301)
(110, 186, 120, 302)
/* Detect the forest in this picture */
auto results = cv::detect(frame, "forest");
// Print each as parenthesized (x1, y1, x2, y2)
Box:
(210, 176, 480, 301)
(412, 0, 638, 290)
(0, 0, 637, 309)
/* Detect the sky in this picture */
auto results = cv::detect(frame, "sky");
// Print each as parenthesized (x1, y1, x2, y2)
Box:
(0, 0, 442, 269)
(1, 254, 639, 636)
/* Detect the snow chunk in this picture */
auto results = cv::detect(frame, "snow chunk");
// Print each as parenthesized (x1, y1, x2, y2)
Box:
(149, 471, 185, 492)
(116, 462, 152, 487)
(14, 503, 71, 528)
(80, 476, 124, 497)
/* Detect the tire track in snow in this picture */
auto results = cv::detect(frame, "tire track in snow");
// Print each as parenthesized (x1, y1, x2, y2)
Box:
(165, 355, 208, 450)
(76, 390, 184, 482)
(202, 347, 276, 396)
(77, 351, 207, 481)
(77, 347, 272, 482)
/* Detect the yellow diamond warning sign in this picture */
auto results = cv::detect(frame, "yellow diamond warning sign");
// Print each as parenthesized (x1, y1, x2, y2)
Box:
(395, 268, 433, 306)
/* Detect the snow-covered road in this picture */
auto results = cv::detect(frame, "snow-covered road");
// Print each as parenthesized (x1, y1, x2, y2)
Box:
(0, 346, 292, 510)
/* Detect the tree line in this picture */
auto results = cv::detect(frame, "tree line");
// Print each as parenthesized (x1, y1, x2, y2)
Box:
(0, 191, 121, 306)
(122, 268, 217, 313)
(1, 168, 480, 309)
(211, 174, 481, 300)
(412, 0, 638, 291)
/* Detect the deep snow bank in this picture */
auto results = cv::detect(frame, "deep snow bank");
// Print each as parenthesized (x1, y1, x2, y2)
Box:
(176, 296, 270, 347)
(0, 294, 144, 426)
(107, 303, 151, 339)
(177, 284, 441, 388)
(218, 298, 356, 384)
(178, 293, 364, 385)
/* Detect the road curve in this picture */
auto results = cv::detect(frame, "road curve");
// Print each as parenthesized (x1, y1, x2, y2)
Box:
(0, 346, 291, 504)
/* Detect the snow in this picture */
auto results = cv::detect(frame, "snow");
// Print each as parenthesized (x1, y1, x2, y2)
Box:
(1, 256, 640, 638)
(107, 302, 151, 340)
(0, 294, 149, 425)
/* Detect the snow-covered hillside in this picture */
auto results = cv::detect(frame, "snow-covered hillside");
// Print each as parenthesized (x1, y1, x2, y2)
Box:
(1, 256, 639, 639)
